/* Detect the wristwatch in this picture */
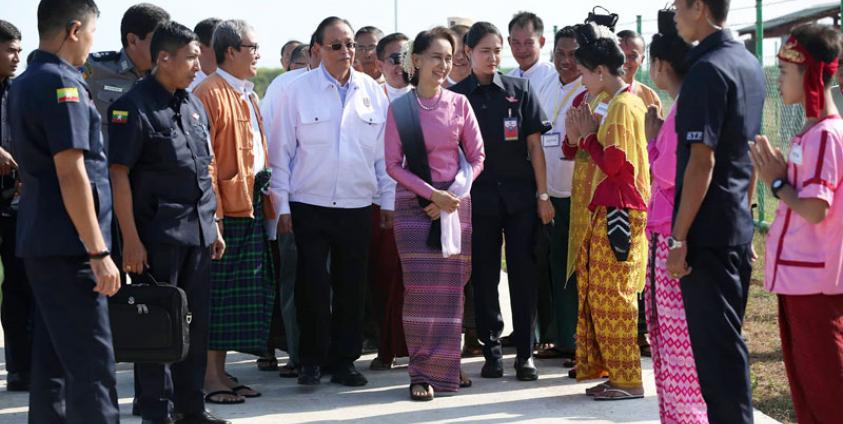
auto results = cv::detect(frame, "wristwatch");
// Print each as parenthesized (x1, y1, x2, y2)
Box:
(771, 178, 788, 199)
(667, 237, 685, 250)
(537, 192, 550, 201)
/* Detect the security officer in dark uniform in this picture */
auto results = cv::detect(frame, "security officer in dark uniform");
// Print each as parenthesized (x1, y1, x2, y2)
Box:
(7, 1, 120, 422)
(108, 21, 228, 424)
(669, 1, 765, 423)
(449, 22, 553, 382)
(85, 2, 169, 145)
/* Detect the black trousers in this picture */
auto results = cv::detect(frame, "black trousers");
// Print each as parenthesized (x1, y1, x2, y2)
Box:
(25, 256, 119, 424)
(472, 201, 539, 360)
(135, 244, 211, 421)
(291, 202, 372, 367)
(680, 243, 754, 424)
(0, 214, 32, 378)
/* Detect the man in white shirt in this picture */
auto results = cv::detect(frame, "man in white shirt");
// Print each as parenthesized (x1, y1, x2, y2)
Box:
(259, 36, 321, 381)
(376, 33, 410, 103)
(535, 25, 585, 360)
(506, 12, 555, 88)
(279, 39, 302, 70)
(270, 16, 394, 388)
(354, 26, 384, 83)
(188, 17, 220, 92)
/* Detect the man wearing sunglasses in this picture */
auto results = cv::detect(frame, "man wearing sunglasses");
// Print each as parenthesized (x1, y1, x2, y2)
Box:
(354, 26, 384, 83)
(270, 16, 394, 388)
(366, 31, 410, 373)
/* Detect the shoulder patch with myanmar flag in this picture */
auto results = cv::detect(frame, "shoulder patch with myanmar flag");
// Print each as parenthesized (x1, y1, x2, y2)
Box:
(56, 87, 80, 103)
(112, 110, 129, 123)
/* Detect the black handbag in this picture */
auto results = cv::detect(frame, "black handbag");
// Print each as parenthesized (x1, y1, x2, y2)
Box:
(108, 273, 191, 363)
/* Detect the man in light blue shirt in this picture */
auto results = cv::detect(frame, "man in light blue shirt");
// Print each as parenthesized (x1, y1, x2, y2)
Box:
(269, 16, 393, 388)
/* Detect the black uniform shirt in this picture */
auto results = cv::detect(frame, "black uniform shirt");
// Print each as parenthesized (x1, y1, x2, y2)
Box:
(108, 76, 217, 247)
(8, 50, 112, 258)
(450, 72, 550, 214)
(675, 30, 765, 247)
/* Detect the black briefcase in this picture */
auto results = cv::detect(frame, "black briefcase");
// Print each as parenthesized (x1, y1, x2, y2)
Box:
(108, 273, 191, 363)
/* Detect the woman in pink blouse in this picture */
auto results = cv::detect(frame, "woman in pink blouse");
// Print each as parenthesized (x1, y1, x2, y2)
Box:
(385, 27, 485, 401)
(642, 27, 709, 422)
(751, 24, 843, 424)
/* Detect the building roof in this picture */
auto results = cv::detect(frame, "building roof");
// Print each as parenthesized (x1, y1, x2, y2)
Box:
(738, 2, 839, 38)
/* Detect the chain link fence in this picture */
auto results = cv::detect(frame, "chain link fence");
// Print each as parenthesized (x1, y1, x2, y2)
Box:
(635, 62, 804, 230)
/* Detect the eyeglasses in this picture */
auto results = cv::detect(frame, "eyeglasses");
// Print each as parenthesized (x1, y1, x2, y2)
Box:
(387, 52, 403, 65)
(356, 44, 377, 52)
(328, 41, 357, 51)
(240, 43, 259, 54)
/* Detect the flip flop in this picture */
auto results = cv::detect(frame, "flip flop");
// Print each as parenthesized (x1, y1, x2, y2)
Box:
(585, 382, 611, 396)
(231, 384, 261, 398)
(593, 388, 644, 401)
(225, 372, 239, 383)
(257, 356, 278, 371)
(204, 390, 244, 405)
(534, 346, 564, 359)
(369, 357, 396, 371)
(409, 383, 434, 401)
(278, 362, 299, 378)
(461, 345, 484, 358)
(459, 371, 472, 388)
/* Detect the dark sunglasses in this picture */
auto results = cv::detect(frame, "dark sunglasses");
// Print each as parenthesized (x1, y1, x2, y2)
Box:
(328, 41, 357, 51)
(387, 52, 402, 65)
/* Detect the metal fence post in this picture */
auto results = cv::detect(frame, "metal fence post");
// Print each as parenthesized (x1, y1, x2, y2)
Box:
(755, 0, 767, 229)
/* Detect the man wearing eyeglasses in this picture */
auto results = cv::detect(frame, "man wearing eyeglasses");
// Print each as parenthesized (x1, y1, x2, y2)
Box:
(354, 26, 384, 83)
(270, 16, 394, 388)
(193, 19, 274, 404)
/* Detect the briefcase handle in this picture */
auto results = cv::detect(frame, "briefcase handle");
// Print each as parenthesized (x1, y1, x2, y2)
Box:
(129, 271, 164, 286)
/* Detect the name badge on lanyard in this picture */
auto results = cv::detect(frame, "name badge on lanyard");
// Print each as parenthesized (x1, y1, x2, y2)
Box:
(542, 132, 561, 148)
(504, 108, 519, 141)
(593, 102, 609, 124)
(789, 144, 803, 165)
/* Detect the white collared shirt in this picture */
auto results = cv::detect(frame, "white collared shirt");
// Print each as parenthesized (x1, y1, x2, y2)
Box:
(383, 82, 411, 104)
(216, 68, 265, 172)
(188, 70, 207, 92)
(507, 61, 556, 89)
(538, 73, 586, 198)
(268, 66, 395, 220)
(261, 67, 310, 138)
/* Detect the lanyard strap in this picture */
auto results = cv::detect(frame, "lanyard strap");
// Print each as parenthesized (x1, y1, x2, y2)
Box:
(552, 79, 583, 124)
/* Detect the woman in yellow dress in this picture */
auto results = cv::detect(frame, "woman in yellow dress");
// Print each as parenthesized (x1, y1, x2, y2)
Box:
(563, 31, 650, 401)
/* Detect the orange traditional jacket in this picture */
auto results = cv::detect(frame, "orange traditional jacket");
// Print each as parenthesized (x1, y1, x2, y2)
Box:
(193, 73, 272, 219)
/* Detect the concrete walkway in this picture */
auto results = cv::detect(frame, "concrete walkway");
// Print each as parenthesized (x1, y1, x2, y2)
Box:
(0, 272, 780, 423)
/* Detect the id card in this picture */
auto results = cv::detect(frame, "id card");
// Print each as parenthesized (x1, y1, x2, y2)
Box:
(593, 102, 609, 124)
(504, 117, 519, 141)
(789, 144, 803, 165)
(542, 132, 561, 148)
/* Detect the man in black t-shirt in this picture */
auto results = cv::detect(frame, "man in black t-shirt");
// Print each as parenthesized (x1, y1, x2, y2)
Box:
(670, 1, 765, 423)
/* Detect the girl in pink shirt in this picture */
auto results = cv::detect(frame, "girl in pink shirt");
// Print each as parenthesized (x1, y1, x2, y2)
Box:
(751, 24, 843, 424)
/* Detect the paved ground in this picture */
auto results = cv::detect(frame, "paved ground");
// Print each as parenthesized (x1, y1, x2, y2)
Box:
(0, 272, 780, 423)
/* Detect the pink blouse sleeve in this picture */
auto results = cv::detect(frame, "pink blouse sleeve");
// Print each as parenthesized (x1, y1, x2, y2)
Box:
(651, 108, 678, 190)
(799, 129, 841, 207)
(458, 95, 485, 180)
(385, 105, 436, 200)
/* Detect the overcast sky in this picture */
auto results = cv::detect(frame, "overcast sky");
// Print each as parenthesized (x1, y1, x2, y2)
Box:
(5, 0, 834, 69)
